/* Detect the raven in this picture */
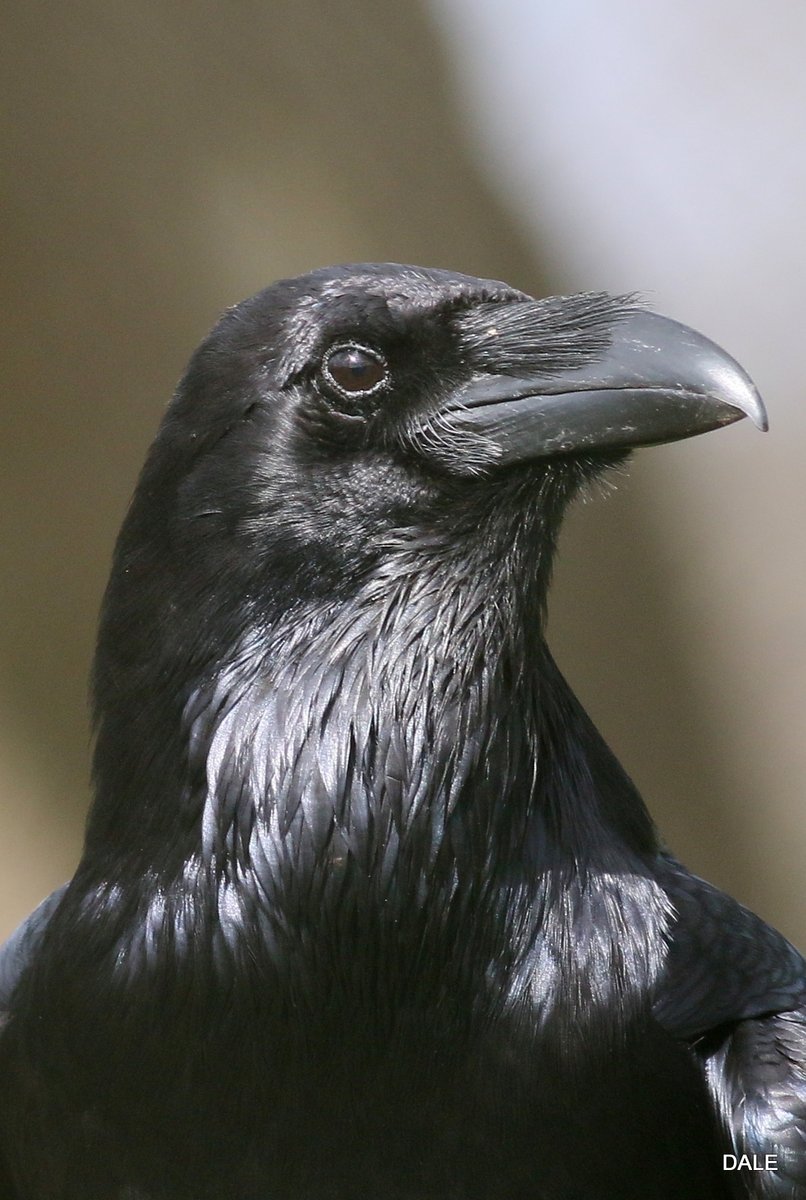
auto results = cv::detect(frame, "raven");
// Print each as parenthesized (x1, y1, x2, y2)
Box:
(0, 264, 803, 1199)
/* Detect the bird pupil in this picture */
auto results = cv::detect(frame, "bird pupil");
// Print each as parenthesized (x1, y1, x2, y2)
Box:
(326, 346, 386, 394)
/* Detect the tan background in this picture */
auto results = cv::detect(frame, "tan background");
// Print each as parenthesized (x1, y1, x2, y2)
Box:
(2, 2, 803, 945)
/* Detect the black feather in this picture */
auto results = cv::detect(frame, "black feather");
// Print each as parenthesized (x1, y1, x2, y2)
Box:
(0, 264, 801, 1198)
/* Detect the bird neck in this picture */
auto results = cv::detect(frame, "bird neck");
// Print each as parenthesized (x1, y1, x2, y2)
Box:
(76, 519, 667, 1037)
(88, 520, 658, 903)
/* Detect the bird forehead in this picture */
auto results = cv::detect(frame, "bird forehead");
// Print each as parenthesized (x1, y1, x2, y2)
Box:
(275, 266, 524, 381)
(308, 262, 523, 307)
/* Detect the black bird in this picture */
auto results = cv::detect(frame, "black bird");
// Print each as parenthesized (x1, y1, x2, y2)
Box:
(0, 264, 804, 1199)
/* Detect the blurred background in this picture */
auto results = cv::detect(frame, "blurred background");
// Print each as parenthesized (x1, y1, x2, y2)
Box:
(2, 0, 804, 943)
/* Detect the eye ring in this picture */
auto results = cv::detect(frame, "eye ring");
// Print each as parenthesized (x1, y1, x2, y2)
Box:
(321, 343, 389, 399)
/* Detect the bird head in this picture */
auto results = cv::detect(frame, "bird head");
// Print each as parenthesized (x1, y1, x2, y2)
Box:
(107, 263, 764, 626)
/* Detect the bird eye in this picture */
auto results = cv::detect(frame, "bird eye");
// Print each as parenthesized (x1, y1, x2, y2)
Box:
(322, 345, 388, 396)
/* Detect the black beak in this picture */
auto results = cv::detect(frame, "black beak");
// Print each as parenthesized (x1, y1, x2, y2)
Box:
(444, 311, 767, 464)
